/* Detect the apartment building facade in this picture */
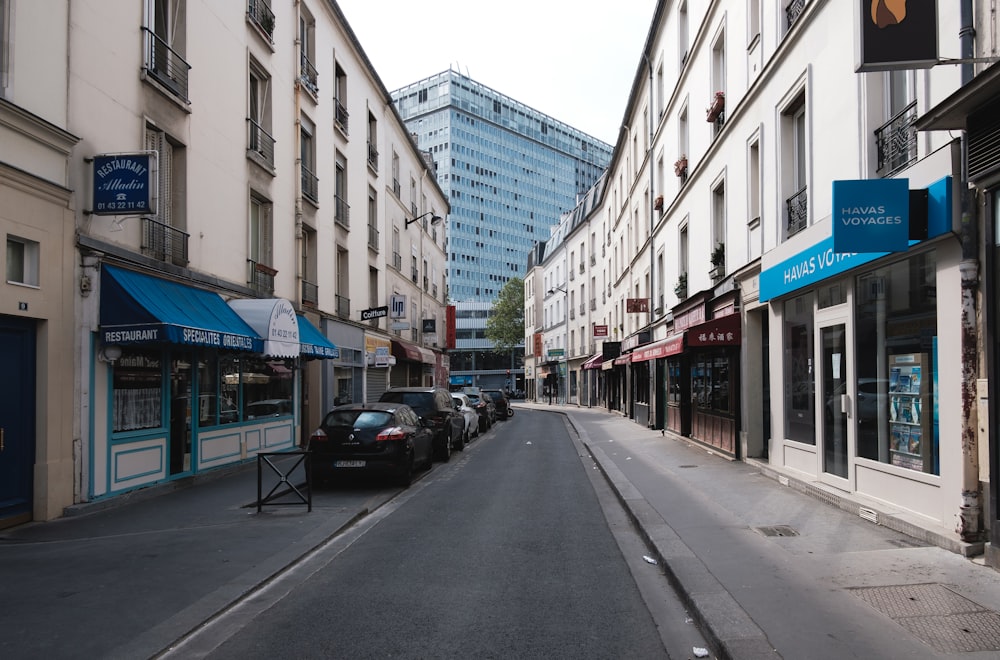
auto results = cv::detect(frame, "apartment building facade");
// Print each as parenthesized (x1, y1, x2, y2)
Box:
(531, 0, 997, 557)
(0, 0, 449, 524)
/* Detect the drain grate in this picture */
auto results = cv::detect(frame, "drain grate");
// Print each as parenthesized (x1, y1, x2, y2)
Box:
(850, 584, 1000, 653)
(678, 464, 698, 468)
(754, 525, 799, 537)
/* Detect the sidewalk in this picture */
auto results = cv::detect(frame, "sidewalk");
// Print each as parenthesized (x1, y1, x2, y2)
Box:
(2, 405, 999, 659)
(527, 401, 1000, 659)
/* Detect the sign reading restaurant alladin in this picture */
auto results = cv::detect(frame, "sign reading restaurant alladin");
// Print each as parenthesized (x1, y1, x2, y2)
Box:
(92, 153, 154, 215)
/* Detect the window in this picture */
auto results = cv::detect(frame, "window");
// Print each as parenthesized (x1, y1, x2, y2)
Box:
(113, 349, 163, 432)
(298, 10, 317, 94)
(875, 70, 917, 177)
(6, 236, 39, 286)
(367, 186, 379, 250)
(710, 30, 726, 135)
(248, 60, 273, 167)
(301, 115, 317, 204)
(855, 252, 938, 474)
(392, 151, 401, 197)
(145, 124, 188, 265)
(334, 61, 349, 133)
(678, 0, 689, 69)
(748, 0, 761, 42)
(249, 194, 274, 294)
(748, 137, 762, 259)
(781, 90, 808, 238)
(0, 0, 9, 95)
(302, 227, 317, 306)
(783, 292, 815, 445)
(335, 151, 349, 226)
(711, 180, 726, 275)
(336, 247, 350, 316)
(143, 0, 190, 101)
(367, 110, 379, 171)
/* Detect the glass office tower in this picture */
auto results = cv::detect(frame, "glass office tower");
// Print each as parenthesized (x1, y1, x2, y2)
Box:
(391, 70, 612, 389)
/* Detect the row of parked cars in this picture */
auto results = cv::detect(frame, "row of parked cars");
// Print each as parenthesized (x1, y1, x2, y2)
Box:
(304, 387, 513, 486)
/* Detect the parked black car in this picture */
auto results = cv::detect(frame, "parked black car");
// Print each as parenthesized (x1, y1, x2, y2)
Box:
(378, 387, 466, 461)
(306, 402, 434, 486)
(481, 389, 511, 419)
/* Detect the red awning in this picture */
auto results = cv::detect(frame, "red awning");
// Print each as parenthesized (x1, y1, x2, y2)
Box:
(613, 353, 632, 366)
(581, 353, 606, 370)
(631, 334, 685, 362)
(391, 339, 435, 364)
(686, 313, 741, 347)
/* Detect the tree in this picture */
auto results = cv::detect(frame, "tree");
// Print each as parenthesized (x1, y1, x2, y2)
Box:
(485, 277, 524, 353)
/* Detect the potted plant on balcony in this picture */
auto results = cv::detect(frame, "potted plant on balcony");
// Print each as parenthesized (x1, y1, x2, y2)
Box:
(673, 155, 688, 178)
(706, 91, 725, 123)
(674, 272, 688, 299)
(710, 242, 725, 279)
(654, 195, 664, 211)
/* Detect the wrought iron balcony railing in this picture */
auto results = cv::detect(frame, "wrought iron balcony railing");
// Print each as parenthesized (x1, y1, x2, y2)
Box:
(334, 194, 349, 227)
(875, 101, 918, 177)
(247, 259, 276, 296)
(334, 98, 349, 133)
(247, 0, 275, 41)
(367, 141, 379, 171)
(392, 252, 403, 270)
(142, 27, 190, 102)
(301, 165, 318, 204)
(142, 217, 189, 266)
(335, 294, 350, 320)
(411, 267, 419, 283)
(300, 52, 318, 94)
(786, 0, 807, 30)
(367, 224, 380, 251)
(786, 186, 808, 237)
(247, 118, 275, 167)
(301, 279, 318, 307)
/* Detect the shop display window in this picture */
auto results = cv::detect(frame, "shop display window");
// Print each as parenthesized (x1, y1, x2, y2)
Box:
(783, 292, 815, 445)
(112, 349, 163, 432)
(855, 251, 938, 475)
(667, 358, 683, 404)
(692, 350, 732, 414)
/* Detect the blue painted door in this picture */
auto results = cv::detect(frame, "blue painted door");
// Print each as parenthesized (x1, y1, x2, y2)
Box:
(0, 317, 36, 524)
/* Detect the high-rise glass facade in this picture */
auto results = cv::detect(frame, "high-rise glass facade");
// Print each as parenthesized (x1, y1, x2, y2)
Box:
(391, 70, 612, 302)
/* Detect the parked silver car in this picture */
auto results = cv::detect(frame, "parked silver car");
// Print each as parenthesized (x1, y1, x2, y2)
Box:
(451, 393, 480, 443)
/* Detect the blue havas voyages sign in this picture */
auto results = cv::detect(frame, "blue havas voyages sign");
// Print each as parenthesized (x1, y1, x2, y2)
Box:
(832, 178, 909, 253)
(92, 154, 154, 215)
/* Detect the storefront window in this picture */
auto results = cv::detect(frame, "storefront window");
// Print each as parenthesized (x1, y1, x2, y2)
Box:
(667, 358, 683, 404)
(784, 292, 815, 445)
(633, 361, 649, 405)
(855, 251, 938, 475)
(691, 350, 732, 414)
(112, 349, 163, 432)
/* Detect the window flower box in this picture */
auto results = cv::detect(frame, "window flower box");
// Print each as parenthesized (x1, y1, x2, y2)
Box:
(674, 156, 688, 178)
(674, 272, 688, 299)
(706, 91, 725, 123)
(654, 195, 664, 211)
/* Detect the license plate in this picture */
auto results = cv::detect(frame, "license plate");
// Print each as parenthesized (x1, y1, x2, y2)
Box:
(334, 460, 366, 468)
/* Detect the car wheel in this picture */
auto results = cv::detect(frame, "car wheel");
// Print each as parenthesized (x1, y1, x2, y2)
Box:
(397, 452, 414, 487)
(436, 430, 452, 462)
(454, 427, 466, 452)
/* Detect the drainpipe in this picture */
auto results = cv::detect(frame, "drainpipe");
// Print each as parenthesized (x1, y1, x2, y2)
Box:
(957, 0, 981, 543)
(644, 51, 656, 428)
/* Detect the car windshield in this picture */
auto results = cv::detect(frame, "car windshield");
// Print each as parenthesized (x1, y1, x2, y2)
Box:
(381, 392, 432, 414)
(326, 410, 393, 429)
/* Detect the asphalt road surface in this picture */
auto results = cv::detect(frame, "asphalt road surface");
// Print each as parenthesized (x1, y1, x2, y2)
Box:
(169, 409, 708, 659)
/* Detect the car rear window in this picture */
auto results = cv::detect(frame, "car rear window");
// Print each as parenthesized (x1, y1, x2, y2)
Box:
(381, 392, 433, 413)
(326, 410, 393, 429)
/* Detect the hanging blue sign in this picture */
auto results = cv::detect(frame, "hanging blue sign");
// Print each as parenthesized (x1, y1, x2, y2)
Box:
(832, 178, 909, 253)
(92, 154, 154, 215)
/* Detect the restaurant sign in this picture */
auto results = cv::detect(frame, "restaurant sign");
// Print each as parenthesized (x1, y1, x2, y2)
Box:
(92, 153, 154, 215)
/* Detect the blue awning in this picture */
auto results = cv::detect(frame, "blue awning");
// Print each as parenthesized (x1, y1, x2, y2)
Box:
(297, 314, 340, 359)
(100, 265, 263, 352)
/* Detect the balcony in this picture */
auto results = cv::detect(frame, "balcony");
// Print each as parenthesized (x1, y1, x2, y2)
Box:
(393, 178, 401, 197)
(300, 52, 318, 95)
(248, 259, 276, 296)
(142, 27, 190, 102)
(589, 255, 596, 266)
(247, 119, 275, 168)
(423, 275, 429, 291)
(432, 283, 439, 298)
(569, 269, 575, 281)
(392, 251, 402, 270)
(578, 262, 585, 274)
(142, 217, 188, 266)
(875, 101, 918, 177)
(367, 224, 380, 251)
(411, 267, 419, 283)
(247, 0, 275, 42)
(334, 194, 350, 228)
(590, 298, 596, 311)
(335, 294, 350, 320)
(301, 165, 318, 204)
(786, 186, 808, 237)
(367, 141, 379, 171)
(334, 98, 349, 134)
(569, 308, 576, 320)
(301, 279, 318, 307)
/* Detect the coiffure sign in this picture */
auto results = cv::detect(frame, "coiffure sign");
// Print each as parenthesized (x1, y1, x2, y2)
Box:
(832, 178, 909, 253)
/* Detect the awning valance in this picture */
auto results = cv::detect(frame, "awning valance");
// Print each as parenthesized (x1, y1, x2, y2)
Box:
(613, 353, 632, 366)
(631, 334, 685, 363)
(391, 339, 435, 364)
(297, 315, 340, 359)
(228, 298, 300, 358)
(99, 265, 262, 352)
(687, 313, 741, 347)
(581, 353, 606, 370)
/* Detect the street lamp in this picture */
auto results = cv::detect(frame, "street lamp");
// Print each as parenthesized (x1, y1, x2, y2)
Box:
(405, 212, 443, 228)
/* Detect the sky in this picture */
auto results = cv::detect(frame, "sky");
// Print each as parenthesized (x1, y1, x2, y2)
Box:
(335, 0, 658, 146)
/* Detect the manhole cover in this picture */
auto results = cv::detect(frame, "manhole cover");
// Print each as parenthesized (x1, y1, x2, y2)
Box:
(678, 464, 698, 468)
(851, 584, 1000, 653)
(754, 525, 799, 537)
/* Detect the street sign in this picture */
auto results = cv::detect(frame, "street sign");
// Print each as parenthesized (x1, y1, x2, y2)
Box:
(361, 306, 388, 320)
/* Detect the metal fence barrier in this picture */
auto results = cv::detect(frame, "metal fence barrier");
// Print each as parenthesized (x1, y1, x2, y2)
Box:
(257, 451, 312, 512)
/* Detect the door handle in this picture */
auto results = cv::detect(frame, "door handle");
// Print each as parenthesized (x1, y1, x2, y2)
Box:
(1, 427, 4, 452)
